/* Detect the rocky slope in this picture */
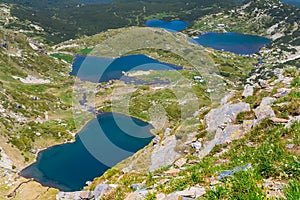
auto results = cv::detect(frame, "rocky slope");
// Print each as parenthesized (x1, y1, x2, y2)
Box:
(0, 0, 299, 200)
(56, 58, 299, 200)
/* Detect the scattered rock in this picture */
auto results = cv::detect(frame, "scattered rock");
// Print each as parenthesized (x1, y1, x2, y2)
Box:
(273, 88, 291, 98)
(242, 85, 254, 98)
(188, 160, 200, 165)
(220, 91, 236, 105)
(216, 164, 251, 180)
(93, 184, 115, 199)
(285, 144, 295, 149)
(156, 193, 166, 200)
(191, 142, 202, 151)
(259, 79, 269, 88)
(263, 178, 287, 199)
(164, 168, 180, 176)
(271, 117, 289, 124)
(125, 189, 152, 200)
(56, 191, 93, 200)
(131, 183, 144, 191)
(153, 136, 161, 145)
(177, 186, 206, 198)
(205, 102, 250, 132)
(174, 158, 187, 168)
(254, 97, 276, 121)
(163, 186, 206, 199)
(150, 135, 181, 171)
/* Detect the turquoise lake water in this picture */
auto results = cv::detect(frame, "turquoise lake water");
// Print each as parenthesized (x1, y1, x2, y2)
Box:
(20, 113, 154, 192)
(193, 32, 271, 55)
(70, 54, 182, 83)
(144, 19, 189, 32)
(282, 0, 300, 7)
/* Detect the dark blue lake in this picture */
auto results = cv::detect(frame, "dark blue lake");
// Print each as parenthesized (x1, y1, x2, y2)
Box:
(20, 113, 154, 192)
(193, 32, 272, 55)
(70, 54, 182, 82)
(282, 0, 300, 8)
(145, 19, 189, 32)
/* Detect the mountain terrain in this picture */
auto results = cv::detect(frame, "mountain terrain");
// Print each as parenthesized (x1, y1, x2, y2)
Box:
(0, 0, 299, 200)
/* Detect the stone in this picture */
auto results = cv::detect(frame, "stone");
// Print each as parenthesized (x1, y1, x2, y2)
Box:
(56, 191, 93, 200)
(131, 183, 144, 191)
(177, 186, 206, 198)
(156, 193, 167, 200)
(205, 102, 250, 133)
(214, 124, 244, 144)
(217, 164, 251, 180)
(259, 79, 269, 88)
(242, 85, 254, 98)
(191, 142, 202, 150)
(125, 190, 151, 200)
(150, 135, 181, 171)
(164, 168, 180, 176)
(174, 158, 187, 168)
(254, 97, 276, 121)
(93, 184, 115, 199)
(188, 160, 200, 164)
(263, 178, 287, 199)
(271, 117, 289, 124)
(273, 88, 291, 98)
(285, 144, 295, 149)
(220, 91, 235, 105)
(153, 136, 161, 145)
(79, 191, 93, 200)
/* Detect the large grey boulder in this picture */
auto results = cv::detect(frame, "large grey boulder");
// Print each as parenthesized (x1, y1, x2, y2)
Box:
(162, 186, 206, 199)
(56, 191, 93, 200)
(150, 135, 181, 171)
(205, 102, 251, 132)
(93, 184, 115, 199)
(242, 85, 254, 98)
(254, 97, 276, 122)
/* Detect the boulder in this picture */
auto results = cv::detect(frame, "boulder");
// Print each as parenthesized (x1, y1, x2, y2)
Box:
(163, 186, 206, 199)
(56, 191, 93, 200)
(93, 184, 115, 199)
(164, 168, 180, 176)
(191, 142, 202, 151)
(174, 158, 187, 168)
(242, 85, 254, 98)
(177, 186, 206, 198)
(205, 102, 250, 133)
(271, 117, 289, 124)
(150, 135, 181, 171)
(273, 88, 291, 98)
(254, 97, 276, 121)
(217, 164, 251, 180)
(156, 193, 167, 200)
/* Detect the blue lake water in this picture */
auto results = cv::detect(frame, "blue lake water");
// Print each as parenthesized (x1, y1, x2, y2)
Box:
(20, 113, 154, 192)
(70, 54, 182, 82)
(282, 0, 300, 8)
(193, 32, 272, 55)
(145, 19, 189, 32)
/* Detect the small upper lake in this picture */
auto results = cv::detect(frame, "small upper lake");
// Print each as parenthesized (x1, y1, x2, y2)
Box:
(70, 54, 182, 83)
(282, 0, 300, 8)
(20, 113, 154, 192)
(144, 19, 189, 32)
(193, 32, 272, 55)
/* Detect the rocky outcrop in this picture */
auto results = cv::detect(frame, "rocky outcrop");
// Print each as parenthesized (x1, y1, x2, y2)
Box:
(205, 102, 251, 132)
(56, 184, 116, 200)
(254, 97, 276, 122)
(0, 147, 13, 170)
(242, 85, 254, 98)
(150, 135, 181, 171)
